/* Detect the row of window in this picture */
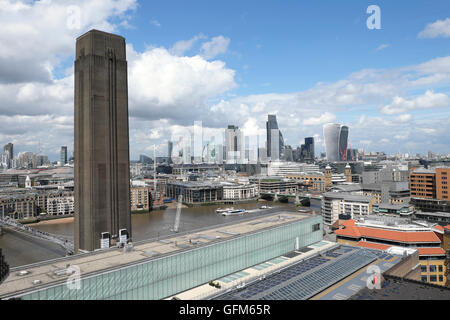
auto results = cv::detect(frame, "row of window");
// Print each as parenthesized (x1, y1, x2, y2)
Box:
(422, 275, 444, 283)
(421, 265, 444, 272)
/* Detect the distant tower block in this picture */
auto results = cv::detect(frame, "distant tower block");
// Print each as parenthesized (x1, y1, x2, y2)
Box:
(74, 30, 131, 252)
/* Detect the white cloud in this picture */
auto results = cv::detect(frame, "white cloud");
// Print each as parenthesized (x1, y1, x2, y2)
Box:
(418, 18, 450, 38)
(170, 34, 206, 56)
(376, 44, 390, 51)
(126, 44, 237, 126)
(0, 0, 137, 84)
(380, 90, 450, 115)
(394, 114, 412, 123)
(302, 112, 336, 126)
(200, 36, 230, 60)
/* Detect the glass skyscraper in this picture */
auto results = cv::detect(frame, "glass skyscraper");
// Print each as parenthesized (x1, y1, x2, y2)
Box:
(323, 123, 348, 162)
(266, 115, 284, 161)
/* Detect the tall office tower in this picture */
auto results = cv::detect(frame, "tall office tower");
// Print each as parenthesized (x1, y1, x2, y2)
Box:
(225, 125, 244, 163)
(168, 141, 173, 164)
(74, 30, 131, 252)
(304, 137, 315, 161)
(266, 115, 284, 161)
(338, 126, 349, 161)
(60, 146, 68, 165)
(3, 143, 13, 169)
(323, 123, 349, 162)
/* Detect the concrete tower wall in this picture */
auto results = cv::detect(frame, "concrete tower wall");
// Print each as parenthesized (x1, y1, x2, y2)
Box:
(74, 30, 131, 252)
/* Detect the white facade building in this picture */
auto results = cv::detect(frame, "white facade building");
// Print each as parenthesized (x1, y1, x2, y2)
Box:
(222, 183, 258, 201)
(268, 161, 320, 177)
(46, 195, 74, 216)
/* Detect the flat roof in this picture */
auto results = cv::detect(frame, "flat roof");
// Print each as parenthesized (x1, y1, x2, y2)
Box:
(0, 211, 313, 298)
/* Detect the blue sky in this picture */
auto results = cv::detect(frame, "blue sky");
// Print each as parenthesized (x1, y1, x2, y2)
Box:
(122, 0, 450, 93)
(1, 0, 450, 160)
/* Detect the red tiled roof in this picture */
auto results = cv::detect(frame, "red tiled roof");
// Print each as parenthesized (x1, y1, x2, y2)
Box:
(445, 225, 450, 231)
(433, 225, 444, 232)
(357, 241, 391, 251)
(417, 247, 446, 256)
(334, 220, 441, 244)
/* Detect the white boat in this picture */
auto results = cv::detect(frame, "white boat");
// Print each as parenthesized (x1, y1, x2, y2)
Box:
(216, 207, 234, 214)
(259, 205, 272, 210)
(221, 209, 246, 216)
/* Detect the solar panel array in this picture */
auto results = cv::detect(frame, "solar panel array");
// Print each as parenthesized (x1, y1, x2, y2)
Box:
(216, 246, 378, 301)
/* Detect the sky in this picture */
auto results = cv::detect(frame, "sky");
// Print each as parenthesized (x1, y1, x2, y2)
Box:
(1, 0, 450, 161)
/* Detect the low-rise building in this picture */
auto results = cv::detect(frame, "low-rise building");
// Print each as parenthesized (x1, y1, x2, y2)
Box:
(130, 186, 151, 211)
(166, 181, 223, 205)
(46, 191, 74, 216)
(222, 183, 258, 201)
(334, 219, 447, 286)
(321, 193, 375, 226)
(250, 177, 297, 195)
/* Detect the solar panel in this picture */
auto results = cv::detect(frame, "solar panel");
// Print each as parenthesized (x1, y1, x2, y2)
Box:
(215, 248, 377, 301)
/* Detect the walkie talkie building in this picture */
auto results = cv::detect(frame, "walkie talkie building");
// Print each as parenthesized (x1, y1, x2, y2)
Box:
(323, 123, 349, 162)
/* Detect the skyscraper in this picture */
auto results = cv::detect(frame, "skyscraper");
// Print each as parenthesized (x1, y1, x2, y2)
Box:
(60, 146, 68, 165)
(266, 115, 284, 161)
(304, 137, 315, 161)
(168, 141, 173, 164)
(3, 143, 13, 169)
(74, 30, 131, 252)
(323, 123, 349, 162)
(225, 125, 244, 163)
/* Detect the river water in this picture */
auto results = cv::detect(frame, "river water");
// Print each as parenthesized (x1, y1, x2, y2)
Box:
(0, 200, 321, 268)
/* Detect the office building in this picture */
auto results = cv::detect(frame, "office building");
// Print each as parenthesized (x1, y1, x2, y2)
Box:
(225, 125, 244, 164)
(266, 115, 284, 161)
(74, 30, 132, 252)
(323, 123, 349, 162)
(304, 137, 315, 161)
(168, 141, 173, 164)
(3, 143, 13, 169)
(410, 167, 450, 213)
(60, 146, 68, 166)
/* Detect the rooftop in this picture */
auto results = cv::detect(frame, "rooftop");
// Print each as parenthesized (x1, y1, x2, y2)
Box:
(335, 220, 441, 244)
(0, 211, 312, 299)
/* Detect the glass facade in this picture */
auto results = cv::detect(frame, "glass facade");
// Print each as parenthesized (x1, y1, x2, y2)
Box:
(19, 216, 322, 300)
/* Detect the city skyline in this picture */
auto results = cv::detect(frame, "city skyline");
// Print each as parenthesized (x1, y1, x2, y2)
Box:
(0, 1, 450, 160)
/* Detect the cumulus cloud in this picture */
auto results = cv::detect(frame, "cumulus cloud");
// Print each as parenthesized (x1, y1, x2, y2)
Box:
(0, 0, 137, 84)
(302, 112, 336, 126)
(380, 90, 450, 115)
(127, 45, 237, 122)
(200, 36, 230, 60)
(418, 18, 450, 38)
(169, 34, 206, 56)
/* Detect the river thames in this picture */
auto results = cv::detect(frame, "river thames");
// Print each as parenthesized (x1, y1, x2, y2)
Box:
(0, 200, 321, 268)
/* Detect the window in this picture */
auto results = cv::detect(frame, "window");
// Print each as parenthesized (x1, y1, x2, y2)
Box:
(421, 265, 427, 272)
(312, 223, 320, 232)
(438, 265, 443, 272)
(429, 265, 437, 272)
(421, 276, 427, 282)
(429, 275, 437, 282)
